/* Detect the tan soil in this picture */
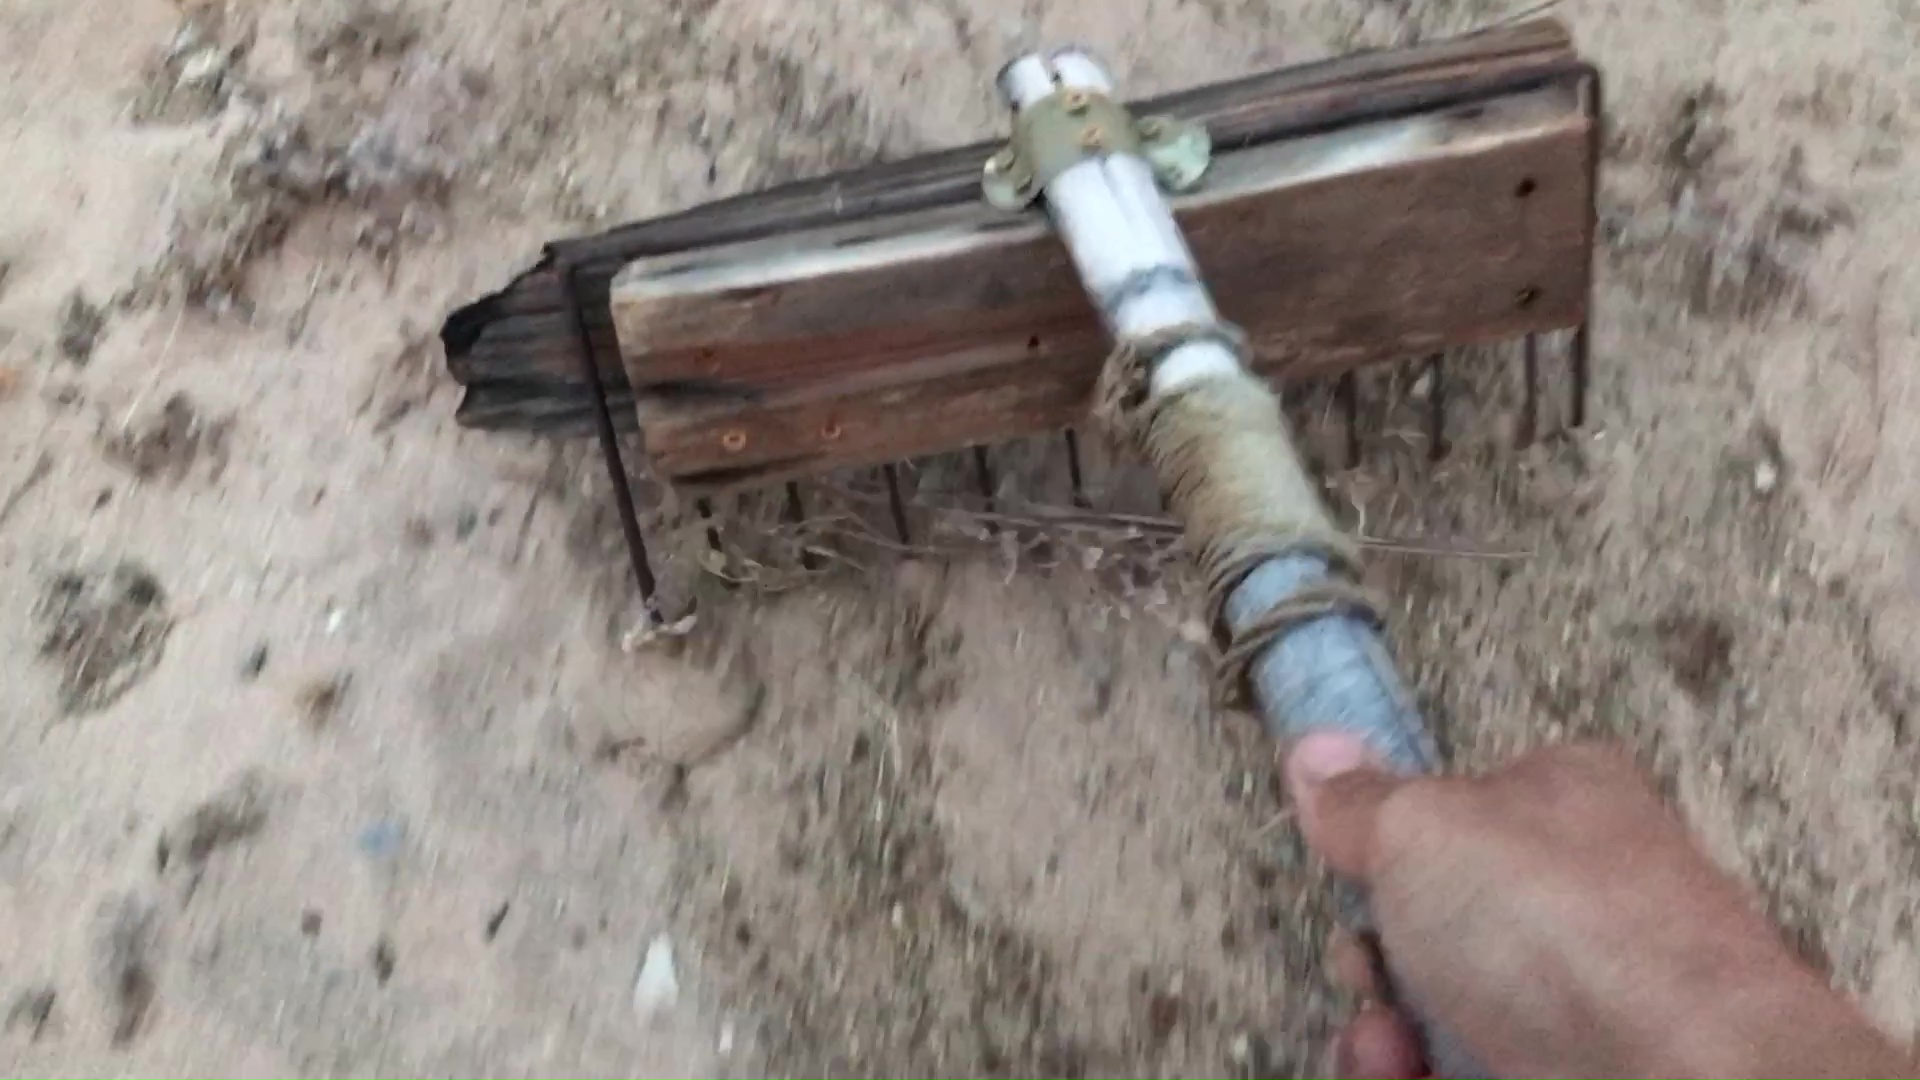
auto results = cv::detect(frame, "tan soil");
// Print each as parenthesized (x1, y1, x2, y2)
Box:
(3, 0, 1919, 1075)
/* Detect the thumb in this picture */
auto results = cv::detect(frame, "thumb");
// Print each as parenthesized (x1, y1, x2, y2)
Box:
(1284, 733, 1405, 882)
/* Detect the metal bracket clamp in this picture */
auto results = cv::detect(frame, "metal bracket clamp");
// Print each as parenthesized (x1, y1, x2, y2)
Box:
(982, 87, 1212, 211)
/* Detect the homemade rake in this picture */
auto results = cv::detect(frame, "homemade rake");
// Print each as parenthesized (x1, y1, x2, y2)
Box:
(444, 19, 1597, 602)
(441, 19, 1600, 1075)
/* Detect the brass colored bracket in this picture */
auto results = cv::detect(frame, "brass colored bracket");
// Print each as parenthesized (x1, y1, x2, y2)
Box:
(983, 87, 1212, 211)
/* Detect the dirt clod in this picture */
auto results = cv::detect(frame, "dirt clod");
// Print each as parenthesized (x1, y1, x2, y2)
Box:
(1146, 990, 1183, 1044)
(295, 675, 350, 730)
(34, 562, 173, 716)
(483, 901, 510, 942)
(56, 291, 106, 364)
(4, 986, 57, 1042)
(93, 895, 160, 1048)
(102, 393, 232, 482)
(165, 772, 272, 871)
(239, 643, 270, 681)
(1656, 612, 1737, 702)
(302, 2, 419, 72)
(370, 936, 397, 984)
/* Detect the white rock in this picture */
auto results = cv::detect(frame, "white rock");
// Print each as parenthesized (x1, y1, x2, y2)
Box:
(633, 935, 680, 1019)
(167, 25, 205, 61)
(176, 48, 228, 90)
(621, 612, 698, 653)
(1753, 457, 1780, 495)
(717, 1018, 736, 1056)
(1410, 367, 1435, 400)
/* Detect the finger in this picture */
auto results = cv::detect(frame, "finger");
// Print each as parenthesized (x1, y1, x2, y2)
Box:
(1285, 733, 1404, 881)
(1327, 927, 1384, 998)
(1333, 1006, 1429, 1079)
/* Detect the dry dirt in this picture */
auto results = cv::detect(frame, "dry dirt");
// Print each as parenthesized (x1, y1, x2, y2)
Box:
(4, 0, 1920, 1076)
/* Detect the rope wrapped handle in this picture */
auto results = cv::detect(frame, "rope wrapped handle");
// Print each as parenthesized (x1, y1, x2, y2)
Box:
(1094, 324, 1389, 708)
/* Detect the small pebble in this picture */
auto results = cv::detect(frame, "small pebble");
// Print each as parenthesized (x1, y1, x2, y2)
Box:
(356, 819, 404, 859)
(5, 986, 57, 1042)
(175, 48, 227, 89)
(633, 934, 680, 1019)
(1410, 368, 1435, 400)
(240, 643, 269, 681)
(1753, 457, 1780, 496)
(371, 936, 396, 984)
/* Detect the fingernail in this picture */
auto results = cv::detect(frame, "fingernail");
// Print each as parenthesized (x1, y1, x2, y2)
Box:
(1289, 732, 1375, 788)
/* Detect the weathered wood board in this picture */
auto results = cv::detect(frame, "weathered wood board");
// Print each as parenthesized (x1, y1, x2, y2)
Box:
(440, 20, 1583, 440)
(620, 84, 1591, 489)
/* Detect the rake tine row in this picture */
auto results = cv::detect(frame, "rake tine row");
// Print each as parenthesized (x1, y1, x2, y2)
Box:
(572, 332, 1590, 619)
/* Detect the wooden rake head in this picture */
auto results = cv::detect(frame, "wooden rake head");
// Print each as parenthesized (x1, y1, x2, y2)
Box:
(438, 19, 1602, 617)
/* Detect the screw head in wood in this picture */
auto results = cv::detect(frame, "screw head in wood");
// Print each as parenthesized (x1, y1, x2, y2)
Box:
(987, 150, 1017, 174)
(1062, 89, 1090, 114)
(1138, 117, 1166, 139)
(1081, 125, 1105, 150)
(721, 429, 748, 453)
(821, 421, 843, 441)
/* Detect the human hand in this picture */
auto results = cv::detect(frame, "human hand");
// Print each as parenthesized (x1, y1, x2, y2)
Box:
(1283, 735, 1913, 1079)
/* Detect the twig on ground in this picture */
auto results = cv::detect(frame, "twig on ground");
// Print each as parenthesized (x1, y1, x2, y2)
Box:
(0, 453, 53, 533)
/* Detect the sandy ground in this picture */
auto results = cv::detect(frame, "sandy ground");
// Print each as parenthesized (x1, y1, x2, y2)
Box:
(4, 0, 1920, 1075)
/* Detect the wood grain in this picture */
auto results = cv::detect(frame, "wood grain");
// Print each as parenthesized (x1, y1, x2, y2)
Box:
(441, 20, 1580, 437)
(629, 87, 1591, 488)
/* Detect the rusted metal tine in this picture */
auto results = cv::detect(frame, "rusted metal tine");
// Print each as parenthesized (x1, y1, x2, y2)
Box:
(971, 446, 996, 510)
(970, 446, 1000, 537)
(1425, 353, 1447, 461)
(561, 260, 658, 617)
(1570, 326, 1590, 429)
(883, 464, 912, 545)
(696, 498, 724, 553)
(1521, 333, 1541, 447)
(784, 482, 820, 570)
(1338, 372, 1361, 469)
(1571, 62, 1603, 430)
(1063, 430, 1089, 508)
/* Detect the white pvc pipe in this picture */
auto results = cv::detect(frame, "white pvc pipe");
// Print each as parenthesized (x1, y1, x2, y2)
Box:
(998, 51, 1238, 392)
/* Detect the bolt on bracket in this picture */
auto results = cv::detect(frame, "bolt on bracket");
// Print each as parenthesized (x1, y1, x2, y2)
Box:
(983, 87, 1212, 211)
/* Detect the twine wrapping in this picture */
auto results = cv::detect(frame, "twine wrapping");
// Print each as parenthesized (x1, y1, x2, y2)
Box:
(1095, 324, 1385, 707)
